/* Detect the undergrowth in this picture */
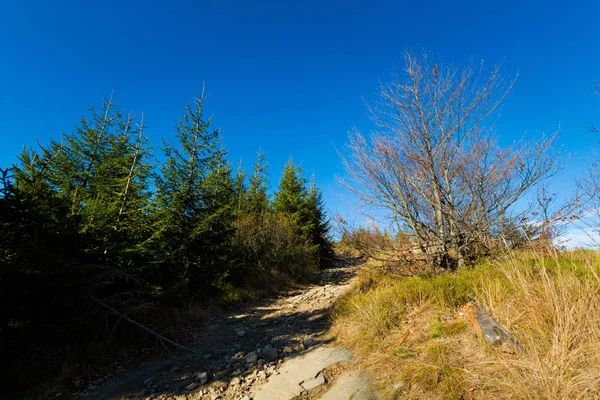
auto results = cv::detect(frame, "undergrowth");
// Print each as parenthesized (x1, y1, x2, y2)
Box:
(332, 249, 600, 399)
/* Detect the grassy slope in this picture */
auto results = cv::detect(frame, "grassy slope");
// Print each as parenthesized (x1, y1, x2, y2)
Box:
(331, 249, 600, 399)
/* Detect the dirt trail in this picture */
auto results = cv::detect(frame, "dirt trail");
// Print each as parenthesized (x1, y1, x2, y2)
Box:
(81, 260, 363, 400)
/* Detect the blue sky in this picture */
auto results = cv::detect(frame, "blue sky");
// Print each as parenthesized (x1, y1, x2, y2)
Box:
(1, 0, 600, 235)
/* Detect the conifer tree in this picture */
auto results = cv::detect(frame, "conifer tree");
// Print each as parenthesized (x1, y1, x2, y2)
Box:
(197, 161, 237, 284)
(13, 143, 80, 269)
(107, 116, 154, 269)
(274, 160, 334, 267)
(273, 159, 307, 225)
(233, 160, 247, 217)
(246, 150, 270, 214)
(154, 92, 235, 295)
(303, 178, 334, 266)
(15, 96, 153, 268)
(0, 96, 159, 391)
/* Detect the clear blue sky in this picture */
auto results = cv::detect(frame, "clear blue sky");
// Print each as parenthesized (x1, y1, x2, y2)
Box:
(1, 0, 599, 225)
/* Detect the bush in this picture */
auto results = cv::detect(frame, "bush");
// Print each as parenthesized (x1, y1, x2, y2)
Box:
(232, 212, 319, 284)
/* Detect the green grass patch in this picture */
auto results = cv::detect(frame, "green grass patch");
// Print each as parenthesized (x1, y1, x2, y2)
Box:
(430, 319, 467, 339)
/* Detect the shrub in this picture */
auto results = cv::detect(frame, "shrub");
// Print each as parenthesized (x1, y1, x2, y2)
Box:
(232, 212, 318, 284)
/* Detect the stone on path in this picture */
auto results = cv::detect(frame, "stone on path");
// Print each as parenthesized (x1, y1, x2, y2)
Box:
(196, 371, 209, 384)
(245, 351, 258, 364)
(253, 346, 352, 400)
(235, 328, 246, 337)
(320, 371, 377, 400)
(258, 348, 278, 361)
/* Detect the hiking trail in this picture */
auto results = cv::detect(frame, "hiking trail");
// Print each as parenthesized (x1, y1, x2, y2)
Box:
(81, 260, 376, 400)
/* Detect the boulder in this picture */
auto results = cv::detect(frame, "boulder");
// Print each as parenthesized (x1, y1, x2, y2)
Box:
(196, 371, 209, 385)
(245, 351, 258, 363)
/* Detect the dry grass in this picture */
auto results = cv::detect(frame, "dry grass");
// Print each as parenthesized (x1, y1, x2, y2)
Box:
(331, 249, 600, 399)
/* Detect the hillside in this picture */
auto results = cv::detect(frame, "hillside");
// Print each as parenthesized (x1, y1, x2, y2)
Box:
(331, 248, 600, 399)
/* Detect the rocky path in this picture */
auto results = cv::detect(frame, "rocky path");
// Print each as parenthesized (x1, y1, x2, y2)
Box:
(81, 260, 374, 400)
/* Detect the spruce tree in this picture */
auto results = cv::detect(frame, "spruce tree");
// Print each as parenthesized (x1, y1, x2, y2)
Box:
(233, 160, 247, 217)
(273, 159, 317, 253)
(106, 117, 154, 269)
(154, 92, 235, 297)
(274, 160, 334, 268)
(273, 159, 307, 226)
(14, 96, 153, 269)
(0, 163, 82, 393)
(303, 178, 335, 266)
(246, 150, 270, 214)
(197, 161, 237, 287)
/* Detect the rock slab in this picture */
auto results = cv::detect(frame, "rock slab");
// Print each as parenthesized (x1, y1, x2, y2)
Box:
(253, 346, 352, 400)
(320, 371, 377, 400)
(300, 371, 325, 391)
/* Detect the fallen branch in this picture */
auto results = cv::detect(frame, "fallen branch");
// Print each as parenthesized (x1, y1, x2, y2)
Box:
(90, 296, 196, 353)
(406, 303, 429, 319)
(386, 329, 410, 353)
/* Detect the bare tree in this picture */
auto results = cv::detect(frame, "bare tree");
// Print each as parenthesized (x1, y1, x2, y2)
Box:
(590, 81, 600, 133)
(576, 82, 600, 246)
(340, 50, 560, 269)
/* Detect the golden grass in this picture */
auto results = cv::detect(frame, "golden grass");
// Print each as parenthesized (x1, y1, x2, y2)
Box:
(331, 249, 600, 399)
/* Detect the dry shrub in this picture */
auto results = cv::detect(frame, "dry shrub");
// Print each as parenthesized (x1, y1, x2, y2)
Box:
(332, 250, 600, 399)
(234, 212, 319, 283)
(338, 226, 427, 276)
(474, 251, 600, 399)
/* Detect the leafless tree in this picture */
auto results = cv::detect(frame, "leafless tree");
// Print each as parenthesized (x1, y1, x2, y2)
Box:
(577, 82, 600, 246)
(340, 50, 560, 269)
(590, 81, 600, 133)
